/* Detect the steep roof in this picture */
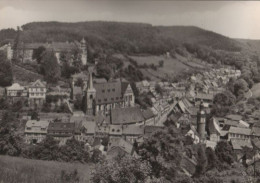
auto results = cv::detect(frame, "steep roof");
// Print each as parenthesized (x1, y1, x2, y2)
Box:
(29, 80, 46, 88)
(226, 114, 243, 121)
(47, 122, 75, 136)
(25, 120, 50, 134)
(144, 126, 163, 138)
(142, 108, 155, 120)
(111, 107, 144, 125)
(82, 121, 96, 135)
(6, 83, 24, 90)
(94, 81, 123, 105)
(228, 126, 251, 136)
(108, 138, 134, 155)
(24, 41, 79, 52)
(231, 139, 252, 150)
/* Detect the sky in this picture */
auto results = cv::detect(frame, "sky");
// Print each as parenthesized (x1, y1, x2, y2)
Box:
(0, 0, 260, 39)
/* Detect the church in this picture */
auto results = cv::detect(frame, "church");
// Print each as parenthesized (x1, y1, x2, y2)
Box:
(81, 66, 135, 116)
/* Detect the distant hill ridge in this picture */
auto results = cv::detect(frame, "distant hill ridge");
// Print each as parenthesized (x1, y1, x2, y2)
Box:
(0, 21, 242, 53)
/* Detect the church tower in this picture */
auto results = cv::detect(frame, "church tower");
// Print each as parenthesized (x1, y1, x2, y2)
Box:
(197, 101, 206, 140)
(80, 38, 87, 65)
(84, 66, 96, 115)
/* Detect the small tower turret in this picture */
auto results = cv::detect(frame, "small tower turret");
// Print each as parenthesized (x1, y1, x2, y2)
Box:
(84, 65, 96, 115)
(197, 100, 206, 140)
(80, 38, 87, 65)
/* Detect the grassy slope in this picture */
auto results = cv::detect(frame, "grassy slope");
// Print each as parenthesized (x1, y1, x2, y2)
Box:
(0, 155, 93, 183)
(12, 64, 43, 85)
(128, 54, 207, 81)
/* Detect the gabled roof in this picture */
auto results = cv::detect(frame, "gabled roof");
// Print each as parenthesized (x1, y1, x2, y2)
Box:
(25, 120, 50, 133)
(111, 107, 144, 125)
(94, 81, 123, 105)
(144, 126, 163, 138)
(230, 139, 252, 150)
(228, 126, 251, 136)
(29, 80, 46, 88)
(208, 118, 221, 135)
(48, 122, 75, 133)
(142, 109, 155, 120)
(82, 121, 96, 135)
(108, 138, 134, 155)
(6, 83, 24, 90)
(226, 114, 242, 121)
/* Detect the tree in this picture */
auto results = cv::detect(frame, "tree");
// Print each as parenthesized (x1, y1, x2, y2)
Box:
(0, 51, 13, 87)
(206, 147, 219, 170)
(194, 145, 208, 177)
(91, 155, 151, 183)
(159, 60, 164, 67)
(75, 78, 84, 88)
(41, 51, 61, 83)
(139, 127, 184, 181)
(155, 84, 163, 95)
(212, 91, 236, 117)
(233, 79, 249, 98)
(0, 127, 22, 156)
(215, 141, 235, 165)
(32, 46, 46, 63)
(31, 111, 39, 120)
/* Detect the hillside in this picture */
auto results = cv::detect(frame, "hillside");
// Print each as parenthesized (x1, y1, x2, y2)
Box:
(0, 155, 93, 183)
(0, 21, 242, 54)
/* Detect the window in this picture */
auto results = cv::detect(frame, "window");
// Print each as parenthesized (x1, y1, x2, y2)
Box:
(98, 99, 101, 103)
(41, 88, 44, 92)
(116, 97, 119, 100)
(112, 129, 115, 132)
(108, 89, 110, 92)
(111, 98, 114, 101)
(117, 129, 120, 132)
(104, 98, 107, 102)
(112, 89, 115, 92)
(102, 90, 105, 93)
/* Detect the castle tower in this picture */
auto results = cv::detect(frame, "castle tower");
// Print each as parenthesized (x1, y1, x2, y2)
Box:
(84, 66, 96, 115)
(197, 101, 206, 140)
(7, 43, 13, 60)
(80, 38, 87, 65)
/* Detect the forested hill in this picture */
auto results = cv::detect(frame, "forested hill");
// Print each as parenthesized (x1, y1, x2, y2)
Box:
(0, 21, 241, 54)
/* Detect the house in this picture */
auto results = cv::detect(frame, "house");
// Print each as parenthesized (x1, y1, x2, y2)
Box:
(111, 107, 144, 125)
(6, 83, 27, 97)
(184, 125, 200, 144)
(122, 125, 144, 143)
(47, 122, 75, 142)
(109, 125, 123, 138)
(227, 126, 251, 141)
(76, 121, 96, 143)
(28, 80, 47, 109)
(142, 108, 156, 126)
(208, 117, 221, 142)
(24, 120, 50, 144)
(107, 138, 137, 159)
(231, 139, 253, 162)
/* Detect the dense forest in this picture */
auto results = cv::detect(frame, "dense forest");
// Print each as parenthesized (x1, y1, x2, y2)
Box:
(0, 21, 241, 54)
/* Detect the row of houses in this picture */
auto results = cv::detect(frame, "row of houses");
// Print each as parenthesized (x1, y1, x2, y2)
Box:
(24, 106, 159, 144)
(2, 80, 47, 108)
